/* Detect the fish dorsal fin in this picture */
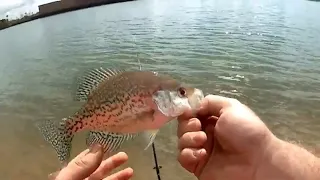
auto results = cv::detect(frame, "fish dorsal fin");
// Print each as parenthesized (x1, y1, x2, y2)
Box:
(74, 67, 123, 101)
(143, 129, 159, 150)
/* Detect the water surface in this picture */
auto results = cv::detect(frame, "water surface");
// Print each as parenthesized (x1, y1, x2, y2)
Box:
(0, 0, 320, 179)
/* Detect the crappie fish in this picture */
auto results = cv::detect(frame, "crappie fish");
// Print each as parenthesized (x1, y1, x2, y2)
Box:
(37, 67, 204, 166)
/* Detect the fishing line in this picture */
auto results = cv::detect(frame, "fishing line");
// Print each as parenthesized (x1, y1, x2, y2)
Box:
(132, 35, 142, 71)
(136, 53, 142, 71)
(131, 35, 162, 180)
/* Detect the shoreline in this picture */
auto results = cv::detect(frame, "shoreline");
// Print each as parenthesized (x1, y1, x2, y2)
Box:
(0, 0, 135, 31)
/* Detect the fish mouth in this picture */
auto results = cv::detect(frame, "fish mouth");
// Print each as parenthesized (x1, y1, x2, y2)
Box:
(188, 88, 205, 112)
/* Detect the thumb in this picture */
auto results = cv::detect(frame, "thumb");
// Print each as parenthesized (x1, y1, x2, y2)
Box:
(53, 144, 104, 180)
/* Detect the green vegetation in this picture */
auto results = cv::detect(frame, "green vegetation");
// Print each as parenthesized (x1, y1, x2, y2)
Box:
(0, 0, 135, 31)
(0, 12, 39, 30)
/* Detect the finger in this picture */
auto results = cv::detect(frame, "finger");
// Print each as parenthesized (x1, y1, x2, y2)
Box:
(203, 125, 215, 156)
(49, 148, 92, 179)
(197, 94, 237, 117)
(54, 144, 103, 180)
(48, 149, 90, 180)
(177, 148, 206, 174)
(178, 110, 195, 122)
(178, 131, 207, 151)
(103, 167, 134, 180)
(194, 125, 215, 177)
(177, 117, 202, 138)
(48, 171, 60, 180)
(199, 115, 218, 132)
(88, 152, 129, 180)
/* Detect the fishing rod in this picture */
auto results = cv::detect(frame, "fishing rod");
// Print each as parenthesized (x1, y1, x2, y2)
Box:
(152, 142, 162, 180)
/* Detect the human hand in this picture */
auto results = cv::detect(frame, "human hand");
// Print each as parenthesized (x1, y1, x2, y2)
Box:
(177, 94, 278, 180)
(49, 144, 133, 180)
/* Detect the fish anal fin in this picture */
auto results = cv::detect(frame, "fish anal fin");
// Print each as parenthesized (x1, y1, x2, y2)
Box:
(86, 131, 138, 155)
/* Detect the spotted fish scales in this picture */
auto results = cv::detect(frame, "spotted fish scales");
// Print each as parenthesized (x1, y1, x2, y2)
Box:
(37, 67, 204, 167)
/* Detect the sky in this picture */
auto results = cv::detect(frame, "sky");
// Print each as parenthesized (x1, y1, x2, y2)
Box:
(0, 0, 55, 19)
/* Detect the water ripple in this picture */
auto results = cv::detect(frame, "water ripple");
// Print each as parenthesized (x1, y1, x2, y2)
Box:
(0, 0, 320, 179)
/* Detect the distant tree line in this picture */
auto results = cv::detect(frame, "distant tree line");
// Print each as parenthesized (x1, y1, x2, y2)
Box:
(0, 11, 39, 30)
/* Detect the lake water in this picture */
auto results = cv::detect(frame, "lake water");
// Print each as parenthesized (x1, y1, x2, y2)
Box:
(0, 0, 320, 179)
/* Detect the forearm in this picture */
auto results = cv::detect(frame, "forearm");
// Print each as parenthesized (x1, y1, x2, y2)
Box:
(255, 137, 320, 180)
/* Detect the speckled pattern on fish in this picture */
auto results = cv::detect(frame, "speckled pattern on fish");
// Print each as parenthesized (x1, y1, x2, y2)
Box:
(36, 67, 204, 167)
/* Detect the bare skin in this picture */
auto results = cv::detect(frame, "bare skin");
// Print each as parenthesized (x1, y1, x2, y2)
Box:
(49, 144, 133, 180)
(177, 94, 320, 180)
(55, 94, 320, 180)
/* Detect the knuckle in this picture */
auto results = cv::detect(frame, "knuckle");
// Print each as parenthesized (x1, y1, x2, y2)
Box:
(205, 94, 216, 99)
(181, 132, 193, 143)
(177, 137, 187, 150)
(177, 118, 201, 137)
(178, 149, 190, 163)
(178, 132, 205, 150)
(227, 97, 240, 105)
(178, 134, 190, 150)
(177, 121, 186, 136)
(177, 153, 187, 168)
(189, 118, 201, 129)
(177, 149, 197, 174)
(177, 152, 184, 163)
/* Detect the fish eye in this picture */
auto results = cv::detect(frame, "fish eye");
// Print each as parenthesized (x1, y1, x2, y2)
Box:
(178, 87, 187, 97)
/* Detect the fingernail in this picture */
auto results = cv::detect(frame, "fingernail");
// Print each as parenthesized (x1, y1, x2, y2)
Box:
(48, 171, 59, 180)
(193, 149, 204, 158)
(89, 143, 101, 153)
(48, 173, 54, 180)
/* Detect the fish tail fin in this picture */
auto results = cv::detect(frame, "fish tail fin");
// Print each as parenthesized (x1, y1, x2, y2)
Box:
(36, 117, 74, 167)
(143, 129, 159, 150)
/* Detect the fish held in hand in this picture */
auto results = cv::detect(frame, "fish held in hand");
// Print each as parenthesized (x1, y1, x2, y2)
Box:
(37, 67, 204, 166)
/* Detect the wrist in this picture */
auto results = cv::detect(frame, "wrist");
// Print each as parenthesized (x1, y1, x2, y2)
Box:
(254, 135, 320, 180)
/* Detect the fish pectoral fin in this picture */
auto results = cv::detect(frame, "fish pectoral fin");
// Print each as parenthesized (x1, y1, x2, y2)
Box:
(143, 129, 159, 150)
